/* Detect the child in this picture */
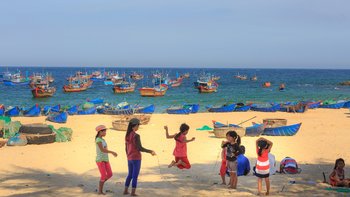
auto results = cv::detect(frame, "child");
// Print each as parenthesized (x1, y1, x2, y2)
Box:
(330, 158, 350, 187)
(255, 137, 273, 195)
(95, 125, 118, 195)
(220, 146, 228, 185)
(124, 118, 156, 196)
(164, 124, 195, 169)
(222, 131, 241, 189)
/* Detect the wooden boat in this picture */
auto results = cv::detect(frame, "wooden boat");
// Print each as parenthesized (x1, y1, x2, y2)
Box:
(166, 107, 191, 115)
(139, 85, 167, 97)
(263, 118, 287, 127)
(319, 102, 346, 109)
(212, 120, 240, 128)
(234, 105, 251, 112)
(134, 104, 155, 114)
(304, 101, 321, 109)
(5, 106, 20, 116)
(77, 107, 96, 115)
(113, 82, 136, 93)
(23, 104, 41, 117)
(3, 71, 30, 86)
(207, 104, 235, 112)
(250, 75, 258, 81)
(262, 123, 302, 136)
(199, 85, 217, 93)
(234, 72, 247, 80)
(170, 78, 182, 87)
(245, 124, 265, 137)
(183, 104, 200, 113)
(63, 78, 91, 92)
(119, 114, 151, 125)
(279, 103, 308, 113)
(101, 108, 134, 115)
(211, 76, 220, 81)
(130, 72, 144, 80)
(183, 73, 190, 78)
(213, 126, 245, 138)
(32, 87, 56, 98)
(112, 119, 129, 131)
(251, 104, 281, 112)
(343, 101, 350, 108)
(46, 112, 68, 123)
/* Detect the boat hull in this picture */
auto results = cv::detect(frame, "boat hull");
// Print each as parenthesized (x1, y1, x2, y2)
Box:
(139, 88, 166, 97)
(262, 123, 302, 136)
(32, 88, 56, 98)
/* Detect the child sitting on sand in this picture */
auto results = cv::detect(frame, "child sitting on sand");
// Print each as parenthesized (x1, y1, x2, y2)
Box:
(255, 137, 273, 196)
(330, 158, 350, 187)
(95, 125, 118, 195)
(221, 131, 241, 189)
(165, 124, 195, 169)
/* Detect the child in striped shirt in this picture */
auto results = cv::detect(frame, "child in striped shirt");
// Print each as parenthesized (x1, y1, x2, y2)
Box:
(255, 137, 273, 195)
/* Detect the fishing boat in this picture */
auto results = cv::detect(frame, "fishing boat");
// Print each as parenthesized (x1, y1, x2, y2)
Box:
(32, 86, 56, 98)
(279, 83, 286, 91)
(279, 102, 308, 113)
(193, 72, 212, 89)
(343, 101, 350, 108)
(166, 107, 191, 115)
(113, 82, 136, 93)
(0, 71, 12, 82)
(250, 75, 258, 81)
(169, 77, 183, 87)
(262, 123, 302, 136)
(5, 106, 20, 116)
(199, 84, 218, 93)
(211, 75, 220, 81)
(304, 101, 321, 109)
(183, 104, 200, 113)
(212, 120, 240, 128)
(319, 101, 346, 109)
(183, 73, 190, 78)
(23, 104, 41, 117)
(63, 77, 91, 92)
(207, 104, 235, 112)
(46, 112, 68, 123)
(245, 124, 265, 137)
(234, 72, 247, 80)
(67, 105, 79, 115)
(213, 126, 246, 138)
(100, 107, 134, 115)
(130, 72, 144, 80)
(3, 71, 30, 86)
(43, 104, 61, 115)
(234, 105, 251, 112)
(139, 84, 167, 97)
(262, 82, 271, 88)
(77, 107, 96, 115)
(87, 98, 104, 104)
(251, 104, 281, 112)
(134, 104, 155, 114)
(90, 71, 106, 81)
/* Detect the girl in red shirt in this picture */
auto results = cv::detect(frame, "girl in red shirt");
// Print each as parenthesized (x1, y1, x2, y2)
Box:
(255, 137, 273, 195)
(164, 124, 195, 169)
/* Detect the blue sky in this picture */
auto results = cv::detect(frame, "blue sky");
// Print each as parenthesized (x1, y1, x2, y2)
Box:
(0, 0, 349, 68)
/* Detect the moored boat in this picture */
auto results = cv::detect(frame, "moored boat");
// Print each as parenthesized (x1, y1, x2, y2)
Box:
(32, 87, 56, 98)
(23, 104, 41, 117)
(183, 104, 200, 113)
(134, 104, 155, 114)
(46, 112, 68, 123)
(139, 85, 167, 97)
(166, 107, 191, 115)
(245, 124, 265, 137)
(262, 123, 302, 136)
(113, 82, 136, 93)
(5, 106, 20, 117)
(251, 104, 281, 112)
(207, 104, 235, 112)
(319, 101, 346, 109)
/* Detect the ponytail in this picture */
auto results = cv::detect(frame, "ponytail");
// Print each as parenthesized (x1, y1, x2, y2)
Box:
(175, 123, 189, 142)
(95, 131, 101, 140)
(236, 135, 241, 146)
(125, 123, 135, 139)
(258, 147, 263, 157)
(257, 140, 268, 156)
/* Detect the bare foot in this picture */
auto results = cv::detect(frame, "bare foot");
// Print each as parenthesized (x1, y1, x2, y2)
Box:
(123, 191, 129, 195)
(131, 193, 138, 196)
(168, 161, 176, 168)
(98, 192, 106, 195)
(266, 192, 269, 196)
(221, 182, 227, 185)
(227, 186, 236, 189)
(257, 192, 264, 196)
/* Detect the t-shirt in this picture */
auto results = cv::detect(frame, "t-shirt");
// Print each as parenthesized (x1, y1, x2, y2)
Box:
(268, 153, 276, 175)
(96, 137, 109, 162)
(256, 148, 269, 175)
(222, 142, 240, 162)
(237, 154, 251, 176)
(173, 134, 187, 157)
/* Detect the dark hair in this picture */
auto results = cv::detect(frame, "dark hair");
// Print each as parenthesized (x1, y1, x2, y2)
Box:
(239, 145, 246, 154)
(226, 131, 241, 146)
(174, 123, 190, 142)
(334, 158, 345, 170)
(95, 129, 106, 140)
(125, 122, 139, 138)
(257, 140, 268, 156)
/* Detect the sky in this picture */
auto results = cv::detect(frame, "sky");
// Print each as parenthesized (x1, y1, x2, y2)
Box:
(0, 0, 349, 68)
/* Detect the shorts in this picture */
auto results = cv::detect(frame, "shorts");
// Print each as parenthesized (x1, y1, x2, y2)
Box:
(226, 161, 237, 173)
(175, 157, 191, 169)
(253, 166, 270, 178)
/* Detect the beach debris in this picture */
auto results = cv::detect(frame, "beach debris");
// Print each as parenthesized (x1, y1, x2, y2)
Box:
(196, 125, 213, 131)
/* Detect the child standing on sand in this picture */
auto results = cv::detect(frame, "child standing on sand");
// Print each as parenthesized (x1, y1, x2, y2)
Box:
(221, 131, 241, 189)
(164, 124, 195, 169)
(255, 137, 273, 195)
(95, 125, 118, 195)
(330, 158, 350, 187)
(124, 118, 156, 196)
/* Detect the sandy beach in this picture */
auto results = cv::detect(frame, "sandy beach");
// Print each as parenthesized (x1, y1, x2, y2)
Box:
(0, 108, 349, 196)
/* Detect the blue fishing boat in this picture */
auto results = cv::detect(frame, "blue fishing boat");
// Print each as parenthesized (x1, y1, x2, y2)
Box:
(262, 123, 302, 136)
(344, 101, 350, 108)
(251, 104, 281, 112)
(207, 104, 235, 113)
(234, 105, 251, 112)
(88, 98, 104, 104)
(279, 102, 308, 113)
(23, 104, 41, 117)
(245, 124, 265, 137)
(212, 120, 240, 128)
(67, 105, 79, 115)
(100, 107, 134, 115)
(319, 102, 346, 109)
(166, 107, 191, 115)
(77, 107, 96, 115)
(46, 112, 68, 123)
(183, 104, 200, 113)
(43, 104, 61, 115)
(5, 106, 20, 117)
(305, 101, 321, 109)
(134, 104, 155, 114)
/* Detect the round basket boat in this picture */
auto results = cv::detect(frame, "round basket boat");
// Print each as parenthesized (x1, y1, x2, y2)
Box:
(24, 132, 56, 145)
(112, 120, 129, 131)
(213, 127, 245, 138)
(263, 118, 287, 128)
(118, 115, 151, 125)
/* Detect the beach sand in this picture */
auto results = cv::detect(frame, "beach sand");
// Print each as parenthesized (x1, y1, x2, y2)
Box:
(0, 108, 349, 196)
